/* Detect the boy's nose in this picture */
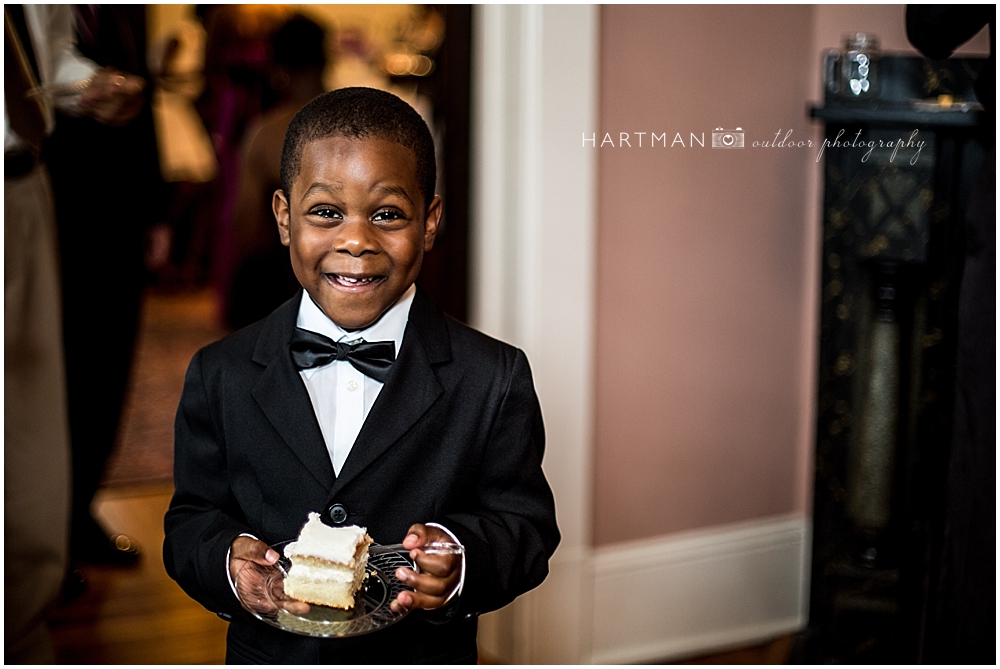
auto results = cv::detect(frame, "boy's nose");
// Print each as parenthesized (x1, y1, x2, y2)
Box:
(334, 219, 380, 256)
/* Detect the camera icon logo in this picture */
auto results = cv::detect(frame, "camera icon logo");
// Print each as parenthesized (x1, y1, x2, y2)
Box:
(712, 127, 744, 149)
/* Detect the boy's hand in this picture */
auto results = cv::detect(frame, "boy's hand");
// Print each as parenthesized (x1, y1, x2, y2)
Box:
(390, 524, 462, 612)
(230, 536, 279, 583)
(230, 536, 309, 616)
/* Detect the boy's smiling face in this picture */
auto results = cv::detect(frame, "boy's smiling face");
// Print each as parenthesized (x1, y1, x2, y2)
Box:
(274, 135, 440, 330)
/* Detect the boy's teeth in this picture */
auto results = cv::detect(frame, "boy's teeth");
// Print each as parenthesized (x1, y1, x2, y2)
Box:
(337, 275, 372, 285)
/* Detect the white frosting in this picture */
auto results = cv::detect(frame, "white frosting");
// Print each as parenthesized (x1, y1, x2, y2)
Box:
(284, 512, 368, 566)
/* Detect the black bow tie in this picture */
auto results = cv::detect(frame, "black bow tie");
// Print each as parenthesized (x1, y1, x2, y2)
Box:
(290, 328, 396, 382)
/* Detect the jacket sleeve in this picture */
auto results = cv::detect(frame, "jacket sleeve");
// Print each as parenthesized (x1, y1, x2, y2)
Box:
(438, 348, 561, 616)
(163, 348, 256, 618)
(38, 5, 97, 91)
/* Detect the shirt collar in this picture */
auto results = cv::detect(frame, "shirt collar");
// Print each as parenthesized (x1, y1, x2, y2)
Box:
(295, 283, 415, 374)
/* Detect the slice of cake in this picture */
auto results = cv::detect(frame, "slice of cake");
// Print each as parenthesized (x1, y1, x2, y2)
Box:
(283, 512, 373, 609)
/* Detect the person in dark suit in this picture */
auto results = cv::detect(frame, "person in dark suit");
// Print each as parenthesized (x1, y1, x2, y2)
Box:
(5, 5, 146, 659)
(44, 5, 170, 568)
(163, 87, 560, 663)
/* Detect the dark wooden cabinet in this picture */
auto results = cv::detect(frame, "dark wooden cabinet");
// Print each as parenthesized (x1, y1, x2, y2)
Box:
(803, 55, 988, 663)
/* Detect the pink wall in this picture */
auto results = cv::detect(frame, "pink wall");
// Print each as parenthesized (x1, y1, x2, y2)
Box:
(592, 5, 991, 546)
(593, 5, 817, 545)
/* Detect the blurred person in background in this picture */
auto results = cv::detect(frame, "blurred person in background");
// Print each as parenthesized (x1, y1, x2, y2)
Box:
(194, 5, 285, 316)
(906, 6, 994, 663)
(4, 4, 144, 661)
(148, 8, 218, 290)
(226, 14, 329, 329)
(43, 5, 170, 575)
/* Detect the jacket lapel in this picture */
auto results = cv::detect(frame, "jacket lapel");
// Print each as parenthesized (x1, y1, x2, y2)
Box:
(250, 292, 336, 491)
(330, 289, 451, 495)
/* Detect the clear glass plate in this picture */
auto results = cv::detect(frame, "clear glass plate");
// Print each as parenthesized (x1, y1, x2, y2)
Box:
(236, 540, 414, 637)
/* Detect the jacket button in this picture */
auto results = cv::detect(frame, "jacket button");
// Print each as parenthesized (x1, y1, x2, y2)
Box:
(328, 504, 348, 524)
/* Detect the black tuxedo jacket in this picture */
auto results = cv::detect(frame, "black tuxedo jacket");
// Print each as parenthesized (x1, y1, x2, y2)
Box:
(163, 289, 560, 664)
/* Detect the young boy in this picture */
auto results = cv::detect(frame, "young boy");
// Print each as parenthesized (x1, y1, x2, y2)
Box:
(163, 87, 560, 664)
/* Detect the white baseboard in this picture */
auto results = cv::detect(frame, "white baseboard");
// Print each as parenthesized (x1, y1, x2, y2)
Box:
(479, 514, 810, 664)
(588, 514, 810, 664)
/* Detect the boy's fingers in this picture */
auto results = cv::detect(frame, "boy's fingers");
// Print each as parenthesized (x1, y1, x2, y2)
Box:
(410, 550, 455, 577)
(390, 591, 414, 612)
(394, 566, 455, 597)
(401, 523, 455, 549)
(394, 567, 444, 596)
(278, 599, 311, 615)
(231, 536, 279, 565)
(401, 524, 429, 550)
(391, 589, 445, 612)
(393, 525, 461, 613)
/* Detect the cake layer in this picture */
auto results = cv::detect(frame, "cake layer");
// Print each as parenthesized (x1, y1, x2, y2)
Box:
(284, 576, 358, 609)
(283, 513, 372, 609)
(285, 555, 368, 609)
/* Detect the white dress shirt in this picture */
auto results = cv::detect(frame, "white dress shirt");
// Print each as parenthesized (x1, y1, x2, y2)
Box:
(228, 284, 464, 603)
(296, 284, 415, 476)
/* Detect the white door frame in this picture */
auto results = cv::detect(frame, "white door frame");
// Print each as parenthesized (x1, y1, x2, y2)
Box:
(470, 5, 600, 664)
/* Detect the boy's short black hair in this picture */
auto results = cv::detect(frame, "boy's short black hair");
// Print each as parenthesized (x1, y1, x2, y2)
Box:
(280, 87, 436, 208)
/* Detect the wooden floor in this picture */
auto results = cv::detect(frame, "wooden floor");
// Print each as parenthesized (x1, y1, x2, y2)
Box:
(674, 635, 793, 664)
(49, 484, 229, 664)
(48, 289, 230, 663)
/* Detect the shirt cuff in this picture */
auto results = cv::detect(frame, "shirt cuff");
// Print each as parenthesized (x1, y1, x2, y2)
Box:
(425, 522, 465, 604)
(226, 533, 259, 600)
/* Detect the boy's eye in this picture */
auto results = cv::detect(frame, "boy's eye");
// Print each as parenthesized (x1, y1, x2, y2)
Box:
(372, 209, 405, 223)
(309, 207, 341, 219)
